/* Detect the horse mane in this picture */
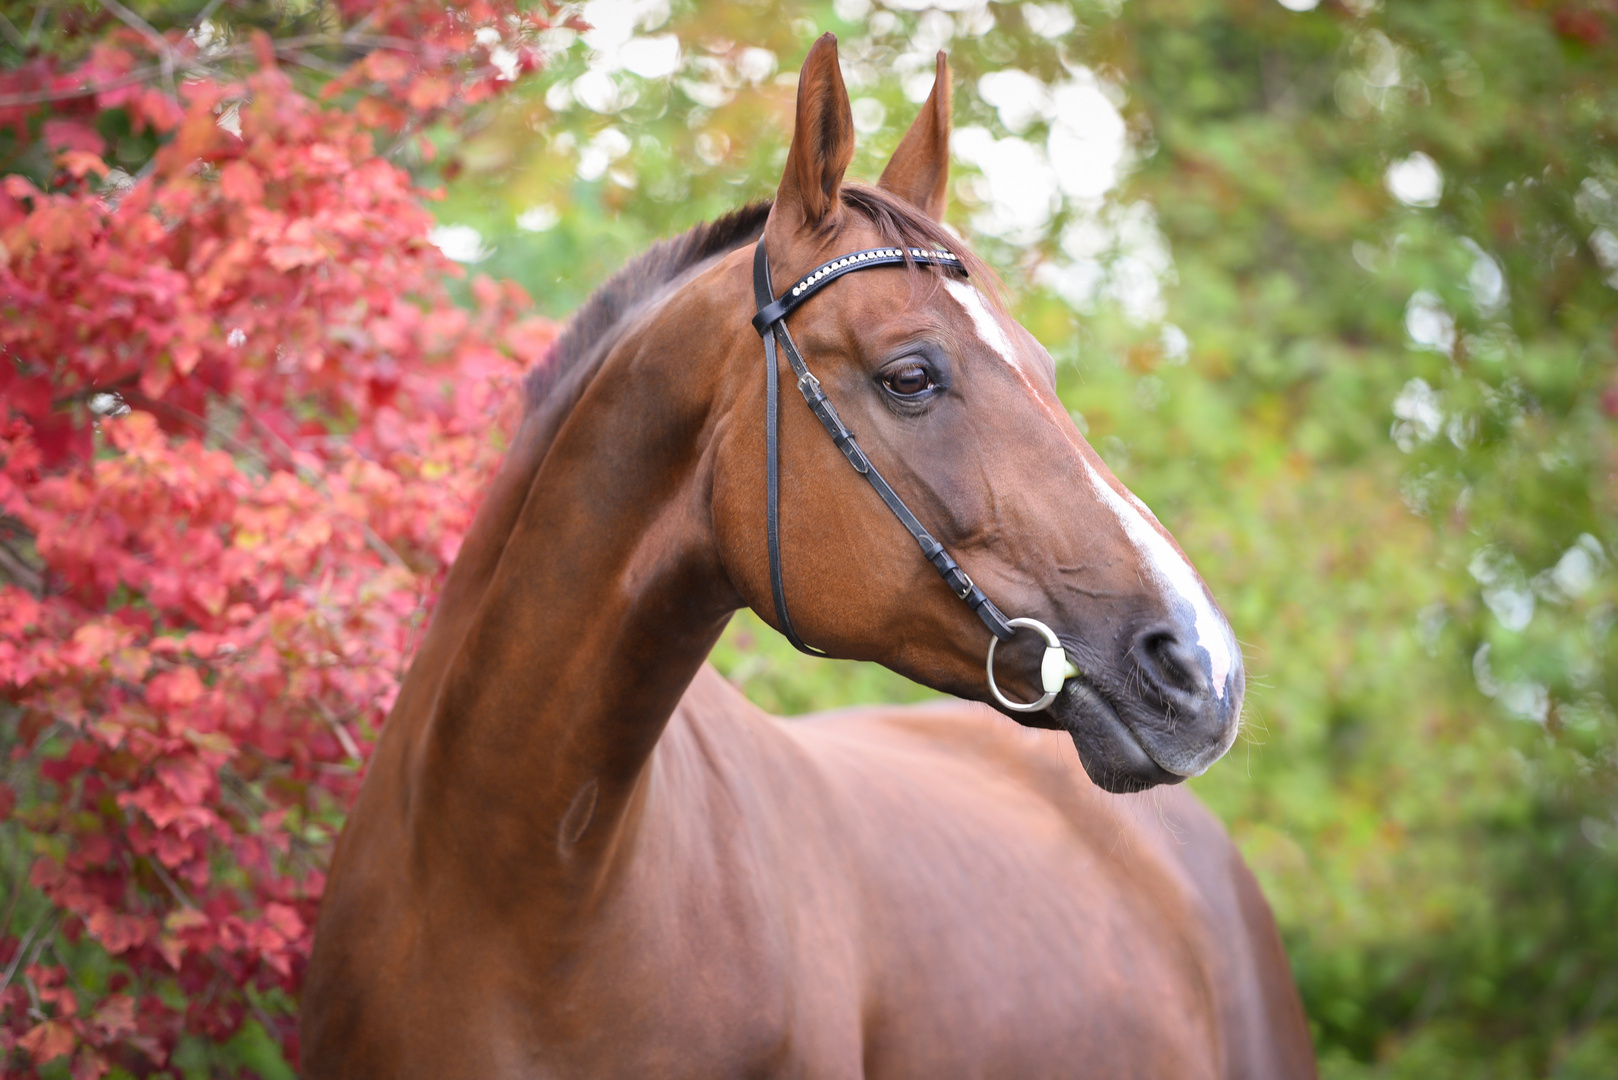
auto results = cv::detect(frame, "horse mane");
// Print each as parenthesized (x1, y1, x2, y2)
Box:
(521, 183, 999, 417)
(521, 200, 771, 414)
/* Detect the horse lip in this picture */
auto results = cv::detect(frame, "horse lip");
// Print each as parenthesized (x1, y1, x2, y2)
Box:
(1053, 675, 1184, 793)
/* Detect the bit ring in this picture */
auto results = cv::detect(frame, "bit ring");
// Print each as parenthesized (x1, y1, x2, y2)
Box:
(986, 617, 1067, 713)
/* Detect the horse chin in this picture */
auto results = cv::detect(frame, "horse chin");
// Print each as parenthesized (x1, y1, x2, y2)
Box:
(1049, 678, 1186, 794)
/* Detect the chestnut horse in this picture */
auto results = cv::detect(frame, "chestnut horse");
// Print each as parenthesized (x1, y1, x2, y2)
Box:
(301, 37, 1316, 1079)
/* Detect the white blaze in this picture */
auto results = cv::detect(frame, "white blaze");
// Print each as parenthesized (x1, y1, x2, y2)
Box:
(943, 279, 1045, 393)
(1081, 459, 1234, 699)
(944, 276, 1234, 698)
(944, 279, 1015, 360)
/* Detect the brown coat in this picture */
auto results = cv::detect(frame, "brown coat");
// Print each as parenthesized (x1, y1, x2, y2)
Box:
(300, 37, 1316, 1079)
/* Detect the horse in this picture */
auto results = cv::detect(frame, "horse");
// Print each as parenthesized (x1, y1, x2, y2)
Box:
(300, 36, 1317, 1079)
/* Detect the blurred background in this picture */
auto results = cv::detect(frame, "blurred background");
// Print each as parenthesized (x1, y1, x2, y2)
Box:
(423, 2, 1617, 1075)
(4, 0, 1616, 1076)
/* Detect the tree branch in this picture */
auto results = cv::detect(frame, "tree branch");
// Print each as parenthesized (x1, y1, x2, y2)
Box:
(313, 699, 364, 763)
(24, 2, 47, 50)
(190, 0, 228, 32)
(0, 64, 158, 108)
(0, 909, 58, 998)
(0, 29, 447, 108)
(284, 49, 347, 78)
(0, 10, 27, 50)
(98, 0, 182, 100)
(148, 857, 197, 910)
(229, 397, 409, 570)
(0, 535, 43, 597)
(120, 390, 264, 467)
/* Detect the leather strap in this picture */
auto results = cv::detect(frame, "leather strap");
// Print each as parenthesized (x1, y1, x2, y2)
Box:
(752, 241, 1016, 655)
(755, 239, 828, 656)
(751, 245, 966, 336)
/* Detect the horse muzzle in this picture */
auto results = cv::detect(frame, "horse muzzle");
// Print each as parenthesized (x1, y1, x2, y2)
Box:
(1044, 616, 1244, 794)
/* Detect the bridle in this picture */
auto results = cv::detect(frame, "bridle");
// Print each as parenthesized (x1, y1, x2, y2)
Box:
(751, 240, 1068, 713)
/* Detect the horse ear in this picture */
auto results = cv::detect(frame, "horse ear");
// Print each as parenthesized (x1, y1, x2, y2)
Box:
(878, 52, 951, 221)
(767, 33, 855, 239)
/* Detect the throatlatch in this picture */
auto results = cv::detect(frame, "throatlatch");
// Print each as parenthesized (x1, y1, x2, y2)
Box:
(751, 240, 1066, 713)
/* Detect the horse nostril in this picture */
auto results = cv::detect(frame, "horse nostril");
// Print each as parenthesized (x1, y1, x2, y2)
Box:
(1139, 627, 1204, 698)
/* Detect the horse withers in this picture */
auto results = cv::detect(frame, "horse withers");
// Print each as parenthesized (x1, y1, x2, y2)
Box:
(300, 35, 1316, 1079)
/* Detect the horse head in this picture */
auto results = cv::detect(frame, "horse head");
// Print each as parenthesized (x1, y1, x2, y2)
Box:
(707, 36, 1243, 793)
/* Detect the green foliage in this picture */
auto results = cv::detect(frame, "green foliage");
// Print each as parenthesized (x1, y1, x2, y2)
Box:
(430, 2, 1616, 1075)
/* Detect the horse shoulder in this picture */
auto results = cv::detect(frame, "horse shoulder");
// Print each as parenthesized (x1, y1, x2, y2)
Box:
(784, 700, 1312, 1079)
(1129, 787, 1320, 1080)
(582, 674, 1311, 1079)
(547, 669, 868, 1075)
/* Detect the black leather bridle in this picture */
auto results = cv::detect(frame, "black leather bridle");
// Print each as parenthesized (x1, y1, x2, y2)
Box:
(750, 240, 1067, 712)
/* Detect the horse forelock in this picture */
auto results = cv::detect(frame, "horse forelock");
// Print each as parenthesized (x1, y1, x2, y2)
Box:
(520, 186, 1002, 419)
(835, 183, 1005, 311)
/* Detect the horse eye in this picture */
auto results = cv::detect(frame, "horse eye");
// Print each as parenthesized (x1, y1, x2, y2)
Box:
(883, 364, 934, 398)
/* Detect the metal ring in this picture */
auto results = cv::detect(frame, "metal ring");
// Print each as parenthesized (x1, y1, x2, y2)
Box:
(986, 617, 1066, 713)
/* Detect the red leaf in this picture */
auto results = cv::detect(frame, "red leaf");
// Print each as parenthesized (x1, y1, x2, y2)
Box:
(363, 50, 413, 84)
(147, 667, 204, 710)
(57, 150, 111, 179)
(31, 411, 93, 468)
(19, 1018, 76, 1064)
(42, 118, 106, 155)
(73, 1046, 111, 1080)
(93, 994, 137, 1039)
(87, 910, 153, 955)
(1553, 8, 1609, 44)
(219, 159, 265, 205)
(132, 87, 184, 134)
(406, 75, 452, 111)
(156, 757, 213, 805)
(263, 901, 305, 940)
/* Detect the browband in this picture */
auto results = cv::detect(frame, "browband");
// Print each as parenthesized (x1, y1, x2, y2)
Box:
(752, 240, 1016, 656)
(752, 245, 966, 335)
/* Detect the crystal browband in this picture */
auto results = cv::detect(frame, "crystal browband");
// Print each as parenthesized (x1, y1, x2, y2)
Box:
(751, 247, 967, 338)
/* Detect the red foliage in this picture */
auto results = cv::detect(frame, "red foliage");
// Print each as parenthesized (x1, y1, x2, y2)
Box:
(0, 7, 557, 1074)
(1552, 5, 1612, 46)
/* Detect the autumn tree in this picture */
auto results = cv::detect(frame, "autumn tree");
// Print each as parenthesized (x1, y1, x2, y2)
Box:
(0, 2, 566, 1074)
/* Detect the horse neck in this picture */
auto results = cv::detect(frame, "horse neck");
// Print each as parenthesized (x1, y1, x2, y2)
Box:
(390, 300, 742, 901)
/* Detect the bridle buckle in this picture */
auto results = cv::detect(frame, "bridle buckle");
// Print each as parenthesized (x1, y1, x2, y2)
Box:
(954, 571, 974, 600)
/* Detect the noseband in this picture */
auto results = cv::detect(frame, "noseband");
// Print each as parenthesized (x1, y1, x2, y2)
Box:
(751, 241, 1065, 713)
